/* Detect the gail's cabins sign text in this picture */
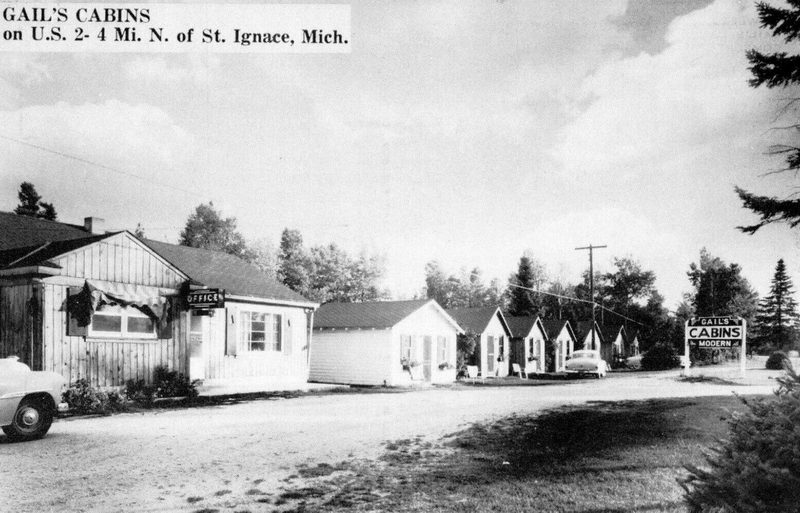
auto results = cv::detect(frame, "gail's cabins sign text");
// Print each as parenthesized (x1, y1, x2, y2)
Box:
(684, 316, 747, 376)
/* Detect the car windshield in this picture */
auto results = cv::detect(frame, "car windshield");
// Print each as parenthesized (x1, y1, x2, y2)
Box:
(572, 351, 597, 360)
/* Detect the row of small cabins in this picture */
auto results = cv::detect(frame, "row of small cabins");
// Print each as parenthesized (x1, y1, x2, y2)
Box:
(0, 212, 640, 391)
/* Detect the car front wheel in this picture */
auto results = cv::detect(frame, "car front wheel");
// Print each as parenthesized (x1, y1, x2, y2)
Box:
(2, 397, 54, 442)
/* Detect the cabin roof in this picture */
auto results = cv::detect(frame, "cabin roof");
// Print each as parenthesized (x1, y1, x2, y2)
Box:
(505, 315, 543, 339)
(0, 233, 117, 269)
(142, 239, 311, 304)
(0, 211, 94, 251)
(314, 299, 436, 329)
(601, 324, 627, 342)
(0, 211, 311, 305)
(574, 320, 604, 343)
(445, 306, 510, 335)
(540, 319, 576, 341)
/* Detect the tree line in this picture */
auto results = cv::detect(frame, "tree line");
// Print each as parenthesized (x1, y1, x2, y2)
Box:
(11, 184, 799, 354)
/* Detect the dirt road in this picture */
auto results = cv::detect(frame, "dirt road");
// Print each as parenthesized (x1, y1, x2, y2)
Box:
(1, 369, 778, 512)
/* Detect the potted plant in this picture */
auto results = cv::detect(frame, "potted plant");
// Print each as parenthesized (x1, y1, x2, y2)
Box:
(401, 357, 421, 372)
(438, 362, 454, 370)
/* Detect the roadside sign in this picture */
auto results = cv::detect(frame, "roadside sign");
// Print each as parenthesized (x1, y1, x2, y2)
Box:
(187, 288, 225, 309)
(686, 317, 744, 349)
(684, 316, 746, 377)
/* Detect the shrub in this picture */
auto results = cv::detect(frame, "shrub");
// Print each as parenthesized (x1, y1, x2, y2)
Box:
(124, 378, 158, 406)
(62, 379, 127, 414)
(153, 366, 199, 398)
(124, 366, 198, 406)
(681, 367, 800, 512)
(766, 351, 792, 371)
(641, 344, 680, 371)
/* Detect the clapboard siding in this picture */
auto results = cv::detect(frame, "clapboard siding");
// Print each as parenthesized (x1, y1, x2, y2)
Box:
(310, 329, 392, 385)
(553, 327, 575, 372)
(201, 303, 310, 386)
(36, 282, 185, 387)
(51, 232, 184, 288)
(310, 302, 459, 386)
(0, 283, 43, 369)
(476, 314, 511, 378)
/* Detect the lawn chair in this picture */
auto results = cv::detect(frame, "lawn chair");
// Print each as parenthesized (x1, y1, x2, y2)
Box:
(466, 365, 480, 384)
(512, 363, 528, 379)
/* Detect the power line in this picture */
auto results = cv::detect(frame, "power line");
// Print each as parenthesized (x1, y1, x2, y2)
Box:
(0, 132, 204, 199)
(505, 281, 644, 326)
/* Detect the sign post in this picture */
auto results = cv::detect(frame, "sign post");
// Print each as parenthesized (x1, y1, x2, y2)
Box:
(686, 317, 746, 378)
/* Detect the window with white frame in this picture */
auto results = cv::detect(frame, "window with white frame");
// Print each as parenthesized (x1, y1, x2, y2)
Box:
(400, 335, 412, 360)
(437, 336, 447, 363)
(240, 311, 282, 352)
(88, 304, 156, 339)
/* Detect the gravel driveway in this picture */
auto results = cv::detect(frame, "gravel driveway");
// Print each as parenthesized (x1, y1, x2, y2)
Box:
(1, 369, 778, 512)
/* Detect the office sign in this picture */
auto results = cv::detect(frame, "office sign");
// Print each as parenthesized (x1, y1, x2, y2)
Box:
(686, 317, 744, 349)
(187, 288, 225, 309)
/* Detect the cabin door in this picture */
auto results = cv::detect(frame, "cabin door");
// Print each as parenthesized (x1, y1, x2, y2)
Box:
(189, 313, 207, 381)
(422, 336, 432, 381)
(486, 336, 495, 375)
(511, 339, 524, 373)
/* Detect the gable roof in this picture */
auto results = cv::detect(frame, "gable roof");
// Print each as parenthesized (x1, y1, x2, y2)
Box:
(505, 315, 545, 339)
(601, 324, 627, 342)
(0, 211, 92, 251)
(541, 319, 576, 341)
(575, 320, 604, 343)
(142, 239, 311, 304)
(0, 233, 117, 269)
(314, 299, 436, 329)
(0, 212, 311, 305)
(445, 306, 510, 336)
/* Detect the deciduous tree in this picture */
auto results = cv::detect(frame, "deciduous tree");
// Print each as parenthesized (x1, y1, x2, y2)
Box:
(423, 261, 501, 309)
(687, 249, 759, 325)
(277, 228, 312, 296)
(179, 203, 248, 257)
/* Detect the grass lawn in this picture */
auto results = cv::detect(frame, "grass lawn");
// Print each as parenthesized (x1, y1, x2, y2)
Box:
(261, 395, 770, 513)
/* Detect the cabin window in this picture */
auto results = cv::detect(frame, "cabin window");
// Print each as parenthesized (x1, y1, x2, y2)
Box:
(400, 335, 412, 360)
(436, 336, 447, 363)
(498, 335, 505, 358)
(88, 304, 156, 339)
(240, 311, 282, 352)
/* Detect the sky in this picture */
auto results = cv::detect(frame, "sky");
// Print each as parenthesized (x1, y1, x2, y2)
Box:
(1, 0, 799, 309)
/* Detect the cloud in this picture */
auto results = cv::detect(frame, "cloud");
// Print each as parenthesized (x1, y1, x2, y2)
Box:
(0, 54, 49, 109)
(552, 0, 777, 181)
(123, 54, 221, 88)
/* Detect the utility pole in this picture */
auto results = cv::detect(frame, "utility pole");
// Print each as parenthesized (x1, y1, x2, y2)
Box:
(575, 244, 607, 349)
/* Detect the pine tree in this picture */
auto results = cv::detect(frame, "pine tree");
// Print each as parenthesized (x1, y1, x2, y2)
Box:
(14, 182, 41, 217)
(508, 255, 546, 316)
(737, 1, 800, 233)
(13, 182, 57, 220)
(755, 258, 800, 351)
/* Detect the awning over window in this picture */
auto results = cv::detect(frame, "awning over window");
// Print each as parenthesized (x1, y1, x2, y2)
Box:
(82, 281, 168, 320)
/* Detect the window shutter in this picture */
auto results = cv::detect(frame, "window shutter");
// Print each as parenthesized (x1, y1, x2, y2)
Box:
(284, 317, 293, 355)
(225, 308, 237, 356)
(66, 286, 88, 337)
(156, 299, 173, 339)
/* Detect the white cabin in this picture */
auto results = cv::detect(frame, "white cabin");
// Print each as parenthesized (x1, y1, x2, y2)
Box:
(309, 299, 462, 386)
